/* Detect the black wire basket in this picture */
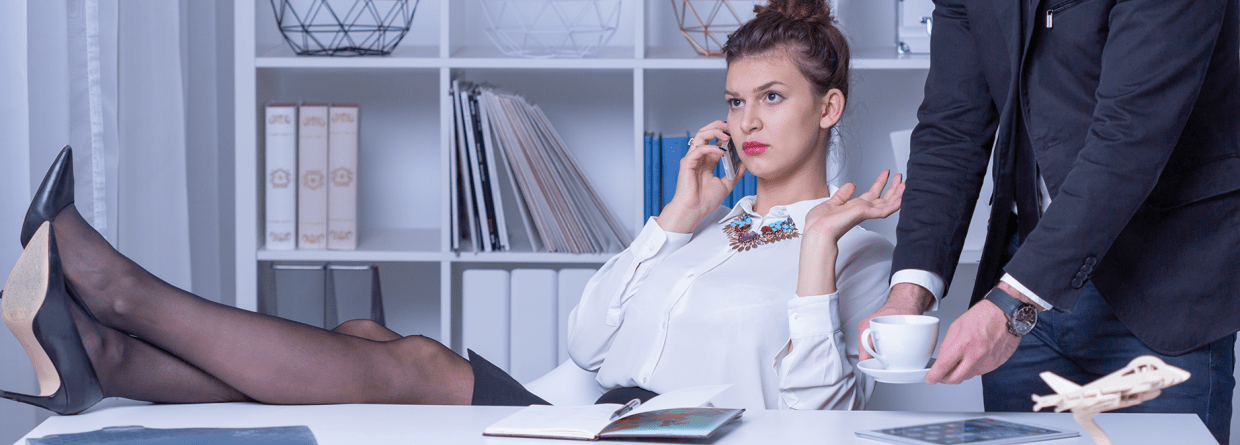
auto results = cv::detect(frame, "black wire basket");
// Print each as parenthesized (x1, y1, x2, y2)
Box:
(270, 0, 421, 56)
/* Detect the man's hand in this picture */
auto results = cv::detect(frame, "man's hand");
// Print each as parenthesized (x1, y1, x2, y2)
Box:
(925, 283, 1037, 384)
(859, 283, 934, 361)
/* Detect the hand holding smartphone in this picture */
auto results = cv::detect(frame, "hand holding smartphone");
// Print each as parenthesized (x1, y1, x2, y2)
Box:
(719, 132, 741, 181)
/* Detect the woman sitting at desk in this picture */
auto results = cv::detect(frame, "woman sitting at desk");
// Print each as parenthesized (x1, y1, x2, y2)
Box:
(1, 0, 902, 415)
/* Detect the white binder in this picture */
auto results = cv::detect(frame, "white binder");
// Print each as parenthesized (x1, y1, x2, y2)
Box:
(509, 269, 558, 383)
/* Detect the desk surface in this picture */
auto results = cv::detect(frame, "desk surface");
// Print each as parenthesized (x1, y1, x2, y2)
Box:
(16, 401, 1217, 445)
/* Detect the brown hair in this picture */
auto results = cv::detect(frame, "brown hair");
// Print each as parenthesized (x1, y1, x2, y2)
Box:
(722, 0, 851, 102)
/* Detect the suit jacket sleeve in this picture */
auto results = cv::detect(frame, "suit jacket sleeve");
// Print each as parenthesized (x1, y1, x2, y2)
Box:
(891, 0, 999, 293)
(1004, 0, 1231, 309)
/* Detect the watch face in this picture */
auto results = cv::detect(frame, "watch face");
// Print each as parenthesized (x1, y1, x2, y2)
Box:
(1011, 305, 1038, 335)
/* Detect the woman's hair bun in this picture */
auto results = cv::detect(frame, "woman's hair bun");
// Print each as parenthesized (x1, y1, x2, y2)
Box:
(754, 0, 833, 23)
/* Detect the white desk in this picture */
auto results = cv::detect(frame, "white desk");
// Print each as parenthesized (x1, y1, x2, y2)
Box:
(16, 401, 1217, 444)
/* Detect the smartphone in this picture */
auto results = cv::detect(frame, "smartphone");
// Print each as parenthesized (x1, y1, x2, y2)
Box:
(720, 135, 741, 181)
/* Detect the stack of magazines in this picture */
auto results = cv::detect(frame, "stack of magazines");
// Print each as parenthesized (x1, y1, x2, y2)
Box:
(451, 81, 632, 254)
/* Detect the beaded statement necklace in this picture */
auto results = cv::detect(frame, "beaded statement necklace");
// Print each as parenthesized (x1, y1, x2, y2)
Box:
(723, 214, 800, 252)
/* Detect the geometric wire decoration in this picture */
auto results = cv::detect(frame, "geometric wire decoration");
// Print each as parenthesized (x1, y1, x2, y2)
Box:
(478, 0, 622, 58)
(670, 0, 759, 57)
(269, 0, 421, 56)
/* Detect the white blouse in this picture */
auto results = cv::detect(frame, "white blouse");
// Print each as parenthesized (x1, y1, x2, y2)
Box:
(566, 194, 894, 410)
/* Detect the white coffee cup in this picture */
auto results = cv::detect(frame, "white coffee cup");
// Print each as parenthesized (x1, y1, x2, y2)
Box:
(861, 315, 939, 370)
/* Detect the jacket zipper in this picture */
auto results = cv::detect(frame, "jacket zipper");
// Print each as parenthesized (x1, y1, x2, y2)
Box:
(1046, 0, 1088, 28)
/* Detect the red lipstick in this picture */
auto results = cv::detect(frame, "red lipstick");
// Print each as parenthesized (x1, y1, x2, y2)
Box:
(742, 141, 768, 155)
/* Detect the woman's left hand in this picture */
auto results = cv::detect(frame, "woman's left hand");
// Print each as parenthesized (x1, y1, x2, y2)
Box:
(803, 170, 904, 244)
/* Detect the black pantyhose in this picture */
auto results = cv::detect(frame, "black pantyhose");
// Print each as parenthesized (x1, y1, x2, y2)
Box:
(52, 207, 475, 406)
(68, 296, 252, 404)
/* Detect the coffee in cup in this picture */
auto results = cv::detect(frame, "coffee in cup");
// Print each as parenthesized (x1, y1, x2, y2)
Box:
(861, 315, 939, 370)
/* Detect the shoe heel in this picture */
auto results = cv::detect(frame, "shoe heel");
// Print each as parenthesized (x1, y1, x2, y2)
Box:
(1, 222, 103, 415)
(1, 390, 61, 412)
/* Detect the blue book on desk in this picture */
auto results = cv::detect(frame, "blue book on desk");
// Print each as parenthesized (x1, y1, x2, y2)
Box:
(27, 425, 317, 445)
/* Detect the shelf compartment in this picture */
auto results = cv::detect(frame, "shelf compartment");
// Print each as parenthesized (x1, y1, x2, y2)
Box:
(256, 68, 442, 252)
(451, 68, 639, 241)
(254, 0, 443, 60)
(258, 260, 443, 341)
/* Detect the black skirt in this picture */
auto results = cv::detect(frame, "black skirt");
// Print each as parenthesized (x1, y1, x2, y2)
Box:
(467, 350, 659, 406)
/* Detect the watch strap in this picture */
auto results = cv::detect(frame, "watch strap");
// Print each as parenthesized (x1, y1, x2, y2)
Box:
(985, 288, 1022, 315)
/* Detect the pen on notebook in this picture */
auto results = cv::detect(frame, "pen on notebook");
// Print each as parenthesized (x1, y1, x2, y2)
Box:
(609, 398, 642, 421)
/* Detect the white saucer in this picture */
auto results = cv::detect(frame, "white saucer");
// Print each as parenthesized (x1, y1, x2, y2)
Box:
(857, 358, 934, 384)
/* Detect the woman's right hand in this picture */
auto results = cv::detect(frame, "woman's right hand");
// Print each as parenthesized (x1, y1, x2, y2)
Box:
(656, 121, 746, 233)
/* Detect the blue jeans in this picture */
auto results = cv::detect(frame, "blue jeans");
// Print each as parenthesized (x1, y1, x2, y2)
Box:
(982, 234, 1236, 444)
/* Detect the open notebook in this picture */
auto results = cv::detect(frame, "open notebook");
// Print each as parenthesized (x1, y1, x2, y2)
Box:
(483, 384, 743, 441)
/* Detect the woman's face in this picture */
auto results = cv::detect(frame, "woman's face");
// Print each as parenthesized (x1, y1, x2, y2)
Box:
(724, 50, 840, 182)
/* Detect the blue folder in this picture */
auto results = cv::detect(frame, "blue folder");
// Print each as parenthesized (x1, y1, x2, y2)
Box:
(643, 134, 653, 221)
(660, 134, 690, 211)
(27, 425, 317, 445)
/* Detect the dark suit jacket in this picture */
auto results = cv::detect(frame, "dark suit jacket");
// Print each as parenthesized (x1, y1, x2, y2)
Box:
(892, 0, 1240, 355)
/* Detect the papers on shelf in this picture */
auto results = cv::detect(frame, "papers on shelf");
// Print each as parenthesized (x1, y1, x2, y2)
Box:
(451, 81, 632, 254)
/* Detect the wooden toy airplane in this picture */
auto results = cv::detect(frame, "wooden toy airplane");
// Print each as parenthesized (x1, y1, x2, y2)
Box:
(1031, 355, 1191, 445)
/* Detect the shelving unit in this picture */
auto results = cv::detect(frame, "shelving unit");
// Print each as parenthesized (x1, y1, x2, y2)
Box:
(234, 0, 950, 352)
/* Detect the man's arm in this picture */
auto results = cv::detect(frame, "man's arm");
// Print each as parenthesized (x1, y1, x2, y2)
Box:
(890, 0, 999, 291)
(860, 0, 998, 360)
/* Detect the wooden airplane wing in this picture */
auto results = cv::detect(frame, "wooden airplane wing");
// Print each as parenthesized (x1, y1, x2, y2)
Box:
(1039, 371, 1082, 394)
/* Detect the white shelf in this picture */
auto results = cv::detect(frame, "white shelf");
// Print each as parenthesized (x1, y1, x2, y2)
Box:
(255, 52, 928, 71)
(257, 228, 442, 262)
(450, 252, 613, 264)
(255, 42, 930, 71)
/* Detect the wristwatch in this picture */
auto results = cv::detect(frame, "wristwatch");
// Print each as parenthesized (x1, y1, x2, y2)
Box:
(985, 287, 1038, 337)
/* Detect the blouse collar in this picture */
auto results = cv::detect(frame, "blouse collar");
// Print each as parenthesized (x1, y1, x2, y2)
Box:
(716, 185, 841, 232)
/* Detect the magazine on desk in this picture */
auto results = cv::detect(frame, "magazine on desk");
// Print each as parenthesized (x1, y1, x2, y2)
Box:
(484, 384, 743, 441)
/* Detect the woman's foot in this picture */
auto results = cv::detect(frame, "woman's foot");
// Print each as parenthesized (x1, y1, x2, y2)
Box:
(22, 146, 75, 248)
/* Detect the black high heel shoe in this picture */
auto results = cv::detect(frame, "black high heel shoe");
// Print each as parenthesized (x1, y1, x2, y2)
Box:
(19, 146, 99, 323)
(22, 145, 75, 248)
(2, 221, 104, 415)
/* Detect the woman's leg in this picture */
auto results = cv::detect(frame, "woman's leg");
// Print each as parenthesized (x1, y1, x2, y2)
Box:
(67, 296, 252, 404)
(51, 206, 474, 405)
(76, 312, 412, 404)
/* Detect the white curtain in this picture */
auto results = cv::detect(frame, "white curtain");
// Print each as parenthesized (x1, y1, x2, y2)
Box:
(115, 0, 193, 290)
(0, 2, 38, 442)
(26, 0, 196, 291)
(0, 1, 230, 441)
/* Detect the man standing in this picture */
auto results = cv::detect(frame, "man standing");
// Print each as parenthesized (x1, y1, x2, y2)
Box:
(861, 0, 1240, 443)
